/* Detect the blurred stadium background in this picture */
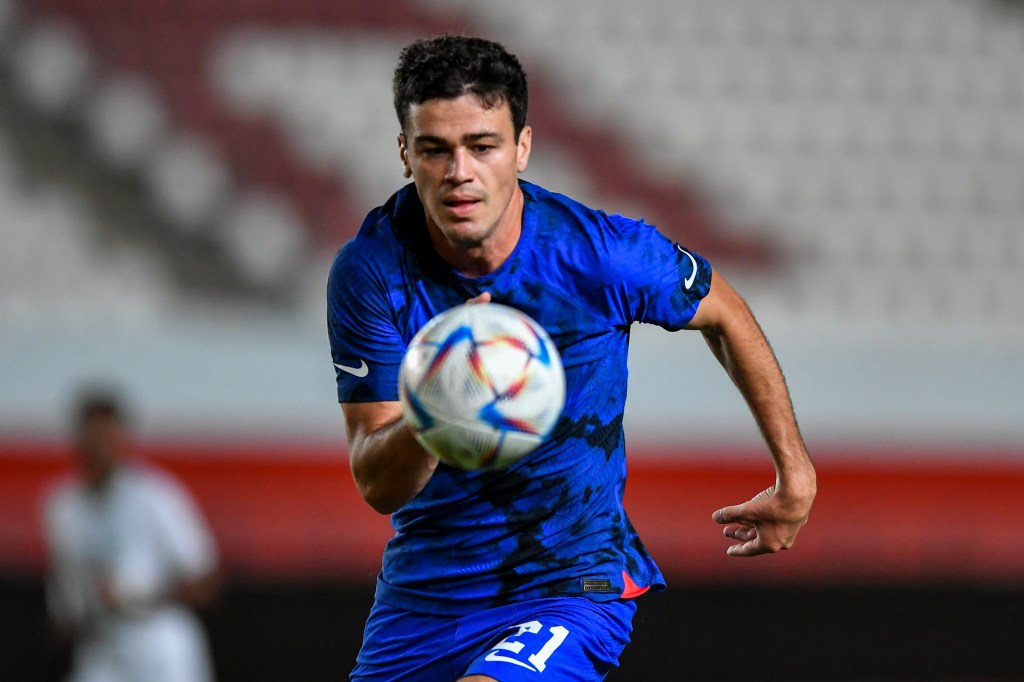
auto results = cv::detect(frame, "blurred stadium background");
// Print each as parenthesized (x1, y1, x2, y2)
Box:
(1, 0, 1022, 679)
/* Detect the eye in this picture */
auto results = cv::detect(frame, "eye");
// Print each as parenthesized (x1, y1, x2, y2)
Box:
(472, 144, 495, 154)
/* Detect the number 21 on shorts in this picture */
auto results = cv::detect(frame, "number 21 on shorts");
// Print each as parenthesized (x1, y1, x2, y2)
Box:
(484, 621, 570, 672)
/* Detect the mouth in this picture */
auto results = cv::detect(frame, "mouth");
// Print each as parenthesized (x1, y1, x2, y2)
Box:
(442, 196, 482, 216)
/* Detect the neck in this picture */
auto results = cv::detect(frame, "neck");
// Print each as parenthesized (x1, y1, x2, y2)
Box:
(84, 464, 117, 492)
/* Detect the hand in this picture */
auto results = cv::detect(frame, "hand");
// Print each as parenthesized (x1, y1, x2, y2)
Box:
(95, 580, 119, 610)
(466, 291, 492, 305)
(712, 481, 815, 557)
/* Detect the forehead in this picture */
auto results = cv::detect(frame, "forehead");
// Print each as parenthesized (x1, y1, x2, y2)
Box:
(407, 94, 514, 141)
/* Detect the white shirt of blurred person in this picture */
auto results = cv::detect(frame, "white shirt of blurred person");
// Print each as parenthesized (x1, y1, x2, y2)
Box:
(42, 393, 219, 682)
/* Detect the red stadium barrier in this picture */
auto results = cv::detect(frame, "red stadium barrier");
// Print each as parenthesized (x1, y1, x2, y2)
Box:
(3, 440, 1023, 584)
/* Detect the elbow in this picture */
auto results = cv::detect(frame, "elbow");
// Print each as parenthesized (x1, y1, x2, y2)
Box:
(700, 327, 728, 366)
(347, 426, 434, 515)
(175, 570, 222, 611)
(363, 490, 401, 516)
(352, 475, 402, 515)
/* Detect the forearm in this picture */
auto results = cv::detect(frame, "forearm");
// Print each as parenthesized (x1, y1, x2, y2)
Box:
(346, 407, 439, 514)
(693, 272, 815, 554)
(701, 300, 815, 492)
(100, 569, 221, 615)
(172, 570, 221, 611)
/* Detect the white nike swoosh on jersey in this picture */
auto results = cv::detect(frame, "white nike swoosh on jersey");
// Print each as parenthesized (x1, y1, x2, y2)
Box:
(334, 359, 369, 378)
(676, 245, 698, 290)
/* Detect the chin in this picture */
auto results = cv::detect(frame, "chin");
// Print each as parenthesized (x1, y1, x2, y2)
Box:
(437, 222, 487, 247)
(450, 233, 488, 249)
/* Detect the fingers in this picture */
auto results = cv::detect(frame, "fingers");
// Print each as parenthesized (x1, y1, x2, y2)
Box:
(720, 521, 765, 557)
(723, 525, 757, 542)
(714, 492, 805, 556)
(719, 522, 779, 556)
(725, 536, 770, 557)
(722, 520, 796, 556)
(714, 504, 761, 556)
(466, 291, 492, 305)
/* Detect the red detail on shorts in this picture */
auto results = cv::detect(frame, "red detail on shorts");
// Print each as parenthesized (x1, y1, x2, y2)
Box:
(621, 571, 650, 598)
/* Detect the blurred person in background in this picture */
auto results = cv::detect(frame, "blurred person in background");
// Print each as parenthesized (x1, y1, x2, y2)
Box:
(41, 389, 220, 682)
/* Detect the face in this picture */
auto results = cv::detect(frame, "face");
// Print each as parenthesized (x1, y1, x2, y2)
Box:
(399, 94, 532, 271)
(76, 414, 127, 487)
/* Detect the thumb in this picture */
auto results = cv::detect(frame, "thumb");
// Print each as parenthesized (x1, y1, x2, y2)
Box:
(713, 504, 750, 525)
(466, 291, 492, 305)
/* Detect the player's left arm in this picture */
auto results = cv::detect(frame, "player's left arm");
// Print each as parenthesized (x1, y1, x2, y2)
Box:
(686, 270, 816, 556)
(101, 477, 221, 613)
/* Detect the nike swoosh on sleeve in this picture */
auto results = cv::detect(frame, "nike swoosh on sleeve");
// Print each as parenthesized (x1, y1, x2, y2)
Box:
(675, 245, 698, 290)
(333, 359, 369, 377)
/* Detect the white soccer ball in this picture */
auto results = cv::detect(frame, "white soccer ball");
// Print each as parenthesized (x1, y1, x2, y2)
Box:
(399, 303, 566, 471)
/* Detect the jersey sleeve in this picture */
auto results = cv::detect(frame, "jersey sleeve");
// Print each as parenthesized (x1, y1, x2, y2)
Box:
(151, 475, 218, 581)
(605, 214, 713, 330)
(326, 242, 405, 403)
(41, 486, 94, 628)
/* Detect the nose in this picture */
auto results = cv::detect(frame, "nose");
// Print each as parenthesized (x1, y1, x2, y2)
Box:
(445, 148, 472, 184)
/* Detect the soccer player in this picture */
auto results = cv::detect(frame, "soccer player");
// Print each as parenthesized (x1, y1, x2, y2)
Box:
(42, 390, 220, 682)
(327, 35, 816, 681)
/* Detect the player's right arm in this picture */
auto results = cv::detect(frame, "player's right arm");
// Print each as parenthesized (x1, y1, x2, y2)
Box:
(327, 232, 437, 515)
(342, 401, 439, 515)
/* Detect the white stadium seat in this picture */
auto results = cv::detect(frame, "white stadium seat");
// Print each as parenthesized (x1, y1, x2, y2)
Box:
(414, 0, 1024, 329)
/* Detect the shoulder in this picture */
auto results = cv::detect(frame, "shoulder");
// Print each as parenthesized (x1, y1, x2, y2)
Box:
(339, 185, 425, 259)
(122, 463, 196, 509)
(41, 475, 81, 522)
(522, 181, 652, 244)
(522, 181, 603, 225)
(331, 190, 403, 270)
(522, 181, 662, 282)
(329, 185, 423, 292)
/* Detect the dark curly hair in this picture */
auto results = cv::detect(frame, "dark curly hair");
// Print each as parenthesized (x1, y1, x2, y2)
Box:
(393, 35, 529, 141)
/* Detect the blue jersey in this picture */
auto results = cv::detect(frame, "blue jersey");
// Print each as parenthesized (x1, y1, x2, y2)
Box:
(327, 181, 711, 616)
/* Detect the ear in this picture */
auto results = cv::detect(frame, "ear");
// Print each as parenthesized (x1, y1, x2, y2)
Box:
(398, 133, 412, 178)
(516, 126, 532, 173)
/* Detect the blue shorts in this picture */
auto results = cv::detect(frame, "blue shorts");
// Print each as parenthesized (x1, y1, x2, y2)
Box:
(350, 596, 637, 682)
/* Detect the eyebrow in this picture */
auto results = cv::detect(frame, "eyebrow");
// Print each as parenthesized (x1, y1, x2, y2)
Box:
(413, 131, 504, 146)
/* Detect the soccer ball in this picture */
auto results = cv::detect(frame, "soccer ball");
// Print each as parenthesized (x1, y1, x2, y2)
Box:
(399, 303, 566, 470)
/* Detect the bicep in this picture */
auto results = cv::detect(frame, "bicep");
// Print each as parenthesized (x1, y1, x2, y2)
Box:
(685, 270, 747, 332)
(153, 484, 218, 578)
